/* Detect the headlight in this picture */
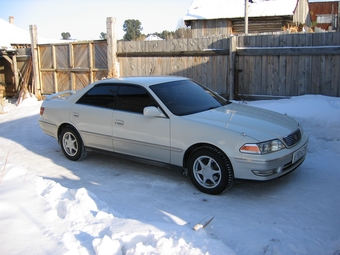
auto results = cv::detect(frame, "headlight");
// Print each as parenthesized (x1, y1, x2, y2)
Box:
(240, 139, 286, 154)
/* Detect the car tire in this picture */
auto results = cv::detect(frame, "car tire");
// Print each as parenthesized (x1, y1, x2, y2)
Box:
(60, 126, 87, 161)
(188, 146, 234, 195)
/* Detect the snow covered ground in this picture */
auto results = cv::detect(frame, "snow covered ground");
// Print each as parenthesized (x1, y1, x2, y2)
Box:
(0, 95, 339, 255)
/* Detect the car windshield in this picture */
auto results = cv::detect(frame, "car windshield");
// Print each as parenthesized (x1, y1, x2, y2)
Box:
(150, 80, 229, 116)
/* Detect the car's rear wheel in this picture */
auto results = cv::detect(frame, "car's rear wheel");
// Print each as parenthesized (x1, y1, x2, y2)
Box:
(188, 146, 234, 195)
(60, 126, 87, 161)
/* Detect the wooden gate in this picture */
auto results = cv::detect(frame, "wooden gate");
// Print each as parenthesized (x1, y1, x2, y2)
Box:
(38, 41, 108, 94)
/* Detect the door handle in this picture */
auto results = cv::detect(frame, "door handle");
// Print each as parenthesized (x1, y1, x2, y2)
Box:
(114, 119, 124, 126)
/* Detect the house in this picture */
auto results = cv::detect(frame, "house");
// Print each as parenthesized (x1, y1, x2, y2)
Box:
(0, 17, 63, 99)
(144, 34, 163, 41)
(183, 0, 311, 37)
(0, 17, 32, 98)
(309, 1, 340, 32)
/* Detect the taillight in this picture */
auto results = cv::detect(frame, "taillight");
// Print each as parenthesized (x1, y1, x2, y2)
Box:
(40, 107, 44, 115)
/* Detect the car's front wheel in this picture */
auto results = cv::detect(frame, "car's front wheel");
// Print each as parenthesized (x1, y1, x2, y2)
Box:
(60, 126, 87, 161)
(188, 146, 234, 195)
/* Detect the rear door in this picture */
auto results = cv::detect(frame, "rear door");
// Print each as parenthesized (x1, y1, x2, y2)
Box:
(70, 84, 118, 151)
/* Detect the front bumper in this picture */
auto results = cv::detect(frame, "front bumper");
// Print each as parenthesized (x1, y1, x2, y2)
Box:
(231, 135, 308, 181)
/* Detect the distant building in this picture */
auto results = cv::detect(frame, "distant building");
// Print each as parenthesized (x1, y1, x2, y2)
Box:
(144, 35, 163, 41)
(309, 1, 339, 32)
(184, 0, 311, 37)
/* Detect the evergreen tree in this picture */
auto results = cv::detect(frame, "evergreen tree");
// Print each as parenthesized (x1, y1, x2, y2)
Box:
(100, 32, 107, 40)
(123, 19, 143, 41)
(61, 32, 71, 40)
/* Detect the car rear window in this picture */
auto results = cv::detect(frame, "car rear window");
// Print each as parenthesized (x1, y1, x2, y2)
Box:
(76, 84, 118, 109)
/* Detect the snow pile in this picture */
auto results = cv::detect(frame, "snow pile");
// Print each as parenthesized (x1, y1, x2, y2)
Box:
(0, 164, 233, 255)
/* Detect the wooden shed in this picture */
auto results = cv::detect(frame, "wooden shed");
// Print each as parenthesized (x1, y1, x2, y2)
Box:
(0, 17, 65, 100)
(184, 0, 311, 38)
(0, 17, 35, 99)
(309, 1, 340, 32)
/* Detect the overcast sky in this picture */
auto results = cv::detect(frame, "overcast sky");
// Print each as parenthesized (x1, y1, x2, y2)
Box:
(0, 0, 193, 40)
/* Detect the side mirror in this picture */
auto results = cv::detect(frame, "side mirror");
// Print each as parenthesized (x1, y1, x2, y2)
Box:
(143, 106, 165, 117)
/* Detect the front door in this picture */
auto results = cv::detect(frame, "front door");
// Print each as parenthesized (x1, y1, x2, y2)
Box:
(112, 85, 171, 163)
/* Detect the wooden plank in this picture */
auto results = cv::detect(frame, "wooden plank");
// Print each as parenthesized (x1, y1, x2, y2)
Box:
(202, 56, 209, 87)
(304, 33, 313, 94)
(324, 55, 333, 96)
(236, 36, 244, 96)
(117, 49, 229, 57)
(277, 55, 286, 96)
(325, 33, 337, 96)
(52, 45, 58, 92)
(272, 55, 280, 95)
(57, 72, 71, 91)
(295, 34, 305, 95)
(40, 72, 54, 94)
(260, 35, 268, 95)
(248, 35, 258, 95)
(211, 55, 218, 92)
(228, 36, 237, 99)
(12, 55, 19, 92)
(107, 17, 119, 77)
(29, 24, 41, 98)
(221, 37, 229, 95)
(236, 46, 340, 56)
(333, 34, 340, 96)
(290, 56, 299, 95)
(297, 54, 306, 95)
(69, 43, 75, 90)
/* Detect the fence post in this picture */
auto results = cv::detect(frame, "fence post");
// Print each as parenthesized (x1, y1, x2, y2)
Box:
(228, 36, 237, 100)
(30, 25, 42, 100)
(106, 17, 119, 78)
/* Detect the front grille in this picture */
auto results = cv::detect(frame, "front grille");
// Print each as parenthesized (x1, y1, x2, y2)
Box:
(283, 129, 301, 147)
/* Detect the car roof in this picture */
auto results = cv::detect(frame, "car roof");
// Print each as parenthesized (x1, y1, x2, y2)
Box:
(95, 76, 190, 88)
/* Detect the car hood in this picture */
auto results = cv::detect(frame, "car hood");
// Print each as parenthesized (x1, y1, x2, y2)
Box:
(182, 103, 299, 142)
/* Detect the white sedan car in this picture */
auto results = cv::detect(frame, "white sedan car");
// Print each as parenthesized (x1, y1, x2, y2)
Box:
(39, 76, 308, 195)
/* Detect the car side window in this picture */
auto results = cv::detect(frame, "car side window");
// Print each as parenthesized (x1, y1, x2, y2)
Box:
(115, 85, 157, 114)
(76, 84, 118, 109)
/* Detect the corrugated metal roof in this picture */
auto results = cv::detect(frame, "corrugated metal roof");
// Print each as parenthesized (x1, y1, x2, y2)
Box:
(184, 0, 299, 20)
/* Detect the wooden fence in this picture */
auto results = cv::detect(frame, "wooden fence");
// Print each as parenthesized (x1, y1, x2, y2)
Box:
(37, 32, 340, 98)
(38, 41, 108, 94)
(236, 32, 340, 97)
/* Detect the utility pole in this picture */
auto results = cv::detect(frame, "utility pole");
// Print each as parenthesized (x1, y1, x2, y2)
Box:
(245, 0, 249, 34)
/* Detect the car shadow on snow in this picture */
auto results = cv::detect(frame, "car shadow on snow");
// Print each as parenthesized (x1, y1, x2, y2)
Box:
(0, 112, 299, 199)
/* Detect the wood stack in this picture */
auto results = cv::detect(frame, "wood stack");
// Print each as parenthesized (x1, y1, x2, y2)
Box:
(16, 57, 32, 105)
(0, 83, 4, 113)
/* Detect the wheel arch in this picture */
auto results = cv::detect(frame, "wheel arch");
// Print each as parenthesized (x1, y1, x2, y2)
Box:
(183, 143, 230, 169)
(57, 123, 80, 144)
(185, 143, 235, 194)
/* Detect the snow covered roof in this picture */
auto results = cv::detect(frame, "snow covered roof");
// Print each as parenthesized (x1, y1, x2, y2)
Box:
(0, 18, 63, 50)
(184, 0, 299, 21)
(144, 34, 163, 41)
